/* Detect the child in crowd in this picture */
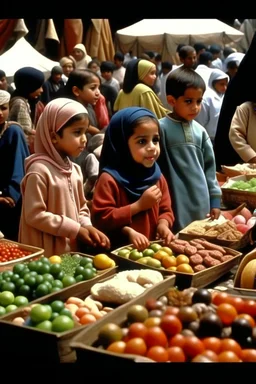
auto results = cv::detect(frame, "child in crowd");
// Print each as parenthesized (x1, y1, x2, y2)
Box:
(100, 61, 120, 93)
(0, 70, 14, 95)
(114, 59, 170, 119)
(18, 98, 110, 257)
(63, 69, 105, 198)
(59, 56, 76, 84)
(195, 68, 229, 144)
(157, 67, 221, 233)
(177, 45, 197, 70)
(9, 67, 45, 153)
(41, 65, 65, 105)
(0, 90, 30, 241)
(113, 51, 126, 88)
(91, 106, 175, 250)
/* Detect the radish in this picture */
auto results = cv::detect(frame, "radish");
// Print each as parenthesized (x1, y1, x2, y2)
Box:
(236, 223, 250, 234)
(232, 215, 247, 224)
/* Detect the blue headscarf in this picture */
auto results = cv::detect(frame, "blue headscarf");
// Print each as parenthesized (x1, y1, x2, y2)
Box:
(99, 107, 161, 201)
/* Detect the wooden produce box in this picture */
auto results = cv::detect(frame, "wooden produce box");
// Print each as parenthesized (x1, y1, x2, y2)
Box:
(221, 175, 256, 209)
(0, 266, 118, 364)
(0, 239, 44, 272)
(110, 241, 242, 289)
(178, 203, 247, 249)
(70, 275, 176, 364)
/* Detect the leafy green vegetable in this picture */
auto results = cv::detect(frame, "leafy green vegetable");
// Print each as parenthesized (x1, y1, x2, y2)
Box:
(60, 253, 81, 277)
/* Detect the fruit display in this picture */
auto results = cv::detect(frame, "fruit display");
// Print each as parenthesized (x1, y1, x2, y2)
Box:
(221, 176, 256, 210)
(81, 287, 256, 362)
(0, 253, 116, 302)
(0, 239, 44, 269)
(225, 177, 256, 191)
(179, 205, 254, 243)
(0, 290, 29, 316)
(114, 239, 240, 274)
(10, 294, 117, 332)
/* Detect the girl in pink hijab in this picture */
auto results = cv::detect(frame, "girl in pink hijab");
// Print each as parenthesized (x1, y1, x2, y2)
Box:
(19, 98, 110, 257)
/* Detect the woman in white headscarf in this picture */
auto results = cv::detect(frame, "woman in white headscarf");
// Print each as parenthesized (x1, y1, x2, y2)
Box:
(71, 44, 92, 69)
(195, 68, 229, 144)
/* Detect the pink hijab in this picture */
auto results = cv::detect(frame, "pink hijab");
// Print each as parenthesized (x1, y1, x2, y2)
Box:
(25, 98, 88, 174)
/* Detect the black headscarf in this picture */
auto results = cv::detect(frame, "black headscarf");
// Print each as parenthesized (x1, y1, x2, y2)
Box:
(100, 106, 161, 201)
(214, 32, 256, 171)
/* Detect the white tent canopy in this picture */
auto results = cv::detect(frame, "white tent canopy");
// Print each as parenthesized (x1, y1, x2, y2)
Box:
(115, 19, 244, 64)
(0, 37, 59, 83)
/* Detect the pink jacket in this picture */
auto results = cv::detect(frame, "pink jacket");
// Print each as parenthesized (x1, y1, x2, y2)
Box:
(19, 160, 91, 257)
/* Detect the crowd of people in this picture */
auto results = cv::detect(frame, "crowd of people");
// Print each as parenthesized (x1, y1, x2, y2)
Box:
(0, 37, 253, 257)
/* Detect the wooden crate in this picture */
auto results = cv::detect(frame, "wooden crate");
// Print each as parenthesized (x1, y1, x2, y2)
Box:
(221, 175, 256, 209)
(70, 276, 176, 363)
(178, 204, 248, 249)
(0, 239, 44, 272)
(110, 242, 243, 289)
(0, 266, 118, 364)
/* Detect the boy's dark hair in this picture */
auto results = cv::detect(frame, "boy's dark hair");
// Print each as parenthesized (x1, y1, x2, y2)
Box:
(208, 44, 222, 54)
(114, 52, 124, 61)
(161, 61, 173, 71)
(57, 113, 89, 137)
(144, 51, 156, 59)
(165, 67, 206, 98)
(100, 61, 115, 73)
(88, 58, 101, 68)
(178, 45, 196, 59)
(223, 46, 236, 59)
(198, 51, 213, 65)
(193, 42, 207, 54)
(64, 69, 101, 96)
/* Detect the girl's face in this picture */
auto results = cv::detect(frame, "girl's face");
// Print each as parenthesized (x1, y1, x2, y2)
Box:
(53, 116, 89, 159)
(74, 76, 101, 106)
(52, 73, 63, 83)
(128, 120, 160, 168)
(168, 87, 204, 122)
(213, 78, 228, 94)
(89, 62, 100, 72)
(62, 64, 74, 77)
(0, 103, 9, 125)
(142, 67, 157, 87)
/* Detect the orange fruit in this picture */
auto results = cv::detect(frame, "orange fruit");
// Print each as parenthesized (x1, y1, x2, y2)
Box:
(167, 266, 177, 271)
(176, 263, 194, 273)
(176, 254, 190, 265)
(161, 255, 177, 269)
(153, 250, 170, 261)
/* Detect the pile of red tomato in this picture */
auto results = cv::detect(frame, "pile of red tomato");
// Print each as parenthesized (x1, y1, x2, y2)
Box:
(100, 291, 256, 362)
(0, 241, 32, 263)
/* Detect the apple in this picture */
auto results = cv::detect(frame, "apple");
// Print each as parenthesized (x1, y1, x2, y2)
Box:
(232, 215, 247, 224)
(236, 223, 250, 234)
